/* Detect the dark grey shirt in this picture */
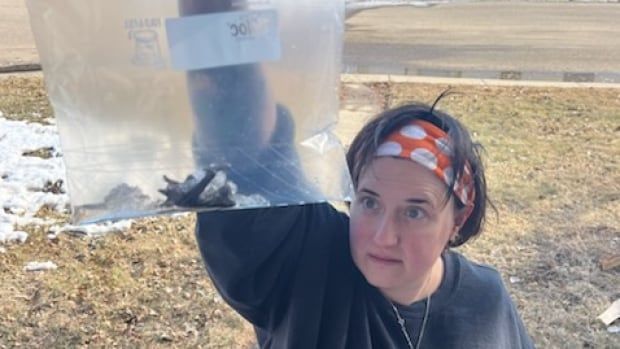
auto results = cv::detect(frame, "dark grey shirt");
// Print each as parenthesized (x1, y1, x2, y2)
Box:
(196, 203, 534, 348)
(394, 251, 533, 348)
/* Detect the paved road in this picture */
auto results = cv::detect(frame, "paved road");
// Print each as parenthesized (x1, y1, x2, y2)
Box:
(0, 0, 37, 69)
(344, 2, 620, 82)
(2, 0, 620, 82)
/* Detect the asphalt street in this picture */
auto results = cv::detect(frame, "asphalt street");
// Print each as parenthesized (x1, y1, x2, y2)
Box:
(344, 2, 620, 82)
(2, 1, 620, 82)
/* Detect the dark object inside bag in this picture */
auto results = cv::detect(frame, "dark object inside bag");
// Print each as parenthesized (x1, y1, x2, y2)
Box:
(159, 165, 236, 208)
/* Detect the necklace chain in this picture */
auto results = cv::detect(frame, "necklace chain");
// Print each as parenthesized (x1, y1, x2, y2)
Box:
(391, 294, 431, 349)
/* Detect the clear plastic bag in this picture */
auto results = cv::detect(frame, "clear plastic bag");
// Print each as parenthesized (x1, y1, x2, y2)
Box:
(26, 0, 353, 224)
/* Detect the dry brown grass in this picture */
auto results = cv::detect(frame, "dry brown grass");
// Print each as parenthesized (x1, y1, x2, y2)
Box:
(1, 75, 619, 348)
(384, 83, 620, 348)
(0, 74, 52, 124)
(1, 215, 256, 348)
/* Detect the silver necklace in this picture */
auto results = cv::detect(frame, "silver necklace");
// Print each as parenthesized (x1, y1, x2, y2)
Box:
(391, 294, 431, 349)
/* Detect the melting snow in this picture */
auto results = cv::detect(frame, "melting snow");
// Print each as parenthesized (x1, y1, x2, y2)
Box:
(0, 112, 132, 244)
(23, 261, 58, 272)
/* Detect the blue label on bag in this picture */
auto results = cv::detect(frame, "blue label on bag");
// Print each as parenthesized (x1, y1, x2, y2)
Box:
(166, 9, 281, 70)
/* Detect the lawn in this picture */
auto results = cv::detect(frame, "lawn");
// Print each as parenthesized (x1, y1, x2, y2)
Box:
(1, 75, 618, 348)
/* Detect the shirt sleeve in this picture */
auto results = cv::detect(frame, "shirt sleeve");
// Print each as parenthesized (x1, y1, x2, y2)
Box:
(196, 204, 304, 326)
(195, 203, 347, 329)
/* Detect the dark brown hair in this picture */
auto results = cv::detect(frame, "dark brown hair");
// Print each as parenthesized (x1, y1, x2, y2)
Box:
(346, 99, 490, 247)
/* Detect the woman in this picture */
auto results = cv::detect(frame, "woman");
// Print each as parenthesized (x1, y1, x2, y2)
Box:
(175, 2, 534, 348)
(194, 100, 535, 348)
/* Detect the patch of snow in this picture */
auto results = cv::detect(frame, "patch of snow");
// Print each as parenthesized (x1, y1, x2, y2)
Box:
(235, 193, 270, 207)
(0, 230, 28, 244)
(0, 116, 67, 242)
(509, 276, 522, 284)
(170, 212, 191, 219)
(0, 113, 132, 243)
(24, 261, 58, 272)
(49, 220, 133, 239)
(12, 215, 49, 227)
(0, 212, 28, 243)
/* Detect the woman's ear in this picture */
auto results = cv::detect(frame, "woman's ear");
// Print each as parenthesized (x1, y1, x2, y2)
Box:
(453, 203, 474, 232)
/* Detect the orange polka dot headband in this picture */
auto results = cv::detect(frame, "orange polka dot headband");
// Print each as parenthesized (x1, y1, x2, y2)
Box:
(376, 119, 475, 207)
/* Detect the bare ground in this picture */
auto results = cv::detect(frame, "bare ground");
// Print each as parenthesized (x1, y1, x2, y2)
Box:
(1, 76, 619, 348)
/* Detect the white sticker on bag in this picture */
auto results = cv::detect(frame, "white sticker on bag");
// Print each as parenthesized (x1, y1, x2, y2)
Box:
(166, 9, 281, 70)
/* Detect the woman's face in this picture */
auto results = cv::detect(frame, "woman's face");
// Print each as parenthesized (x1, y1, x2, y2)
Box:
(349, 157, 459, 297)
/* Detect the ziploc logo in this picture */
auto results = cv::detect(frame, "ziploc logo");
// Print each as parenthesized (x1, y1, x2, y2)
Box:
(166, 9, 281, 71)
(228, 12, 274, 39)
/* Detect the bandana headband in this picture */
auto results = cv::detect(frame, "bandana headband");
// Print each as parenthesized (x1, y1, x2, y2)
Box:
(376, 120, 475, 207)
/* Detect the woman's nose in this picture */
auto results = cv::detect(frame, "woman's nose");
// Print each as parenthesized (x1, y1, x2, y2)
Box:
(372, 215, 399, 247)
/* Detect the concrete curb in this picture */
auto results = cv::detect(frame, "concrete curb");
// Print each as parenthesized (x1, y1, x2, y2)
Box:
(0, 64, 42, 74)
(341, 73, 620, 89)
(2, 66, 620, 89)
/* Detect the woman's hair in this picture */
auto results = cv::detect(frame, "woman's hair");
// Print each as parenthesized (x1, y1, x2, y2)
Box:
(345, 95, 490, 247)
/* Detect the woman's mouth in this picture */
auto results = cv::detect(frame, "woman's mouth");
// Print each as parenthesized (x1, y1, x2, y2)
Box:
(368, 253, 401, 265)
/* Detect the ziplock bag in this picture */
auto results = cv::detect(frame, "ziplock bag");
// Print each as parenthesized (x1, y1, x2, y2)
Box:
(26, 0, 353, 224)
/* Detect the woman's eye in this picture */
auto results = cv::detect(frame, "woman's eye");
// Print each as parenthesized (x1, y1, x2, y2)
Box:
(405, 207, 425, 219)
(360, 197, 378, 210)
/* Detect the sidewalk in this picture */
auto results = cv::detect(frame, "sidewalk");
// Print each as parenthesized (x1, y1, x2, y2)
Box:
(0, 0, 39, 71)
